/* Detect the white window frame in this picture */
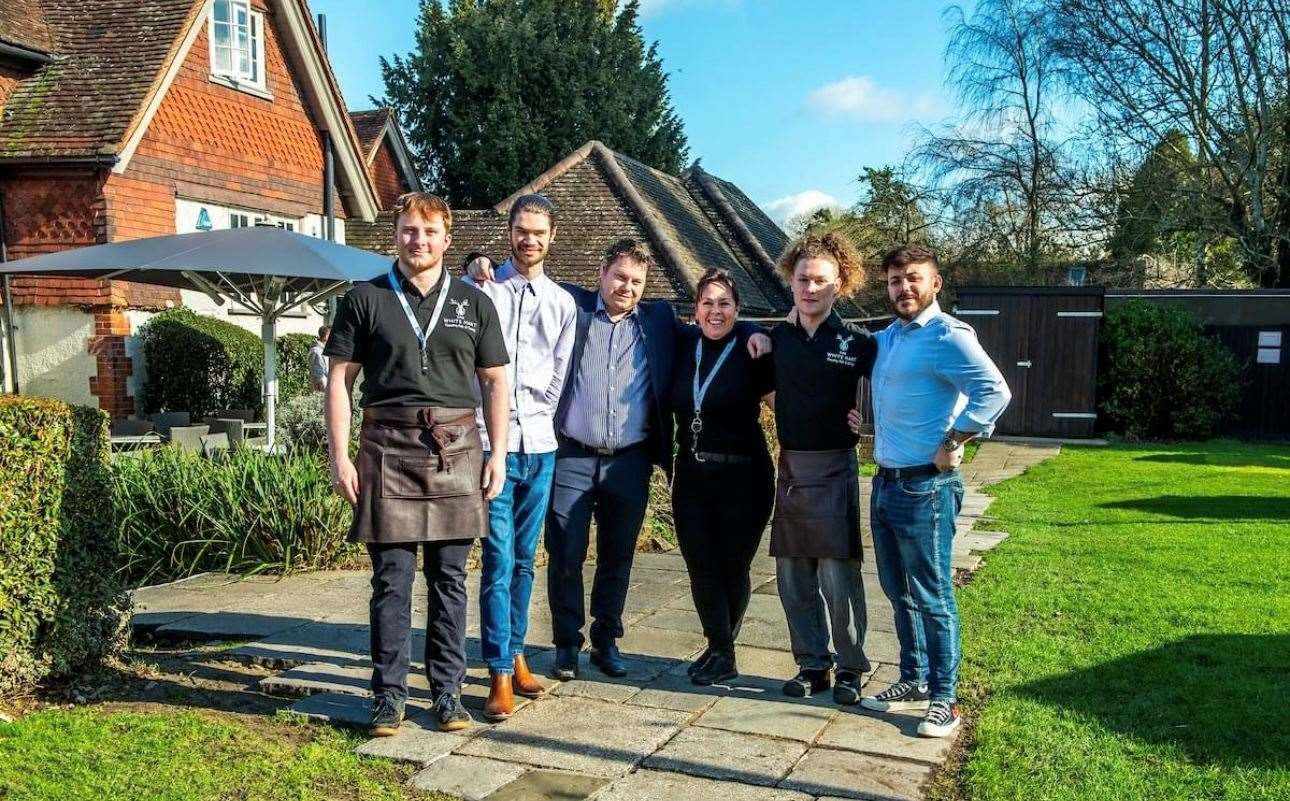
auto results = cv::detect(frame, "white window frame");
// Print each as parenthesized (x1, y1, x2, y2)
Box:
(209, 0, 270, 97)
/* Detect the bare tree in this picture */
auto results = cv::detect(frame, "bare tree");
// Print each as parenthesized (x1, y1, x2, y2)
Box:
(1053, 0, 1290, 286)
(913, 0, 1081, 280)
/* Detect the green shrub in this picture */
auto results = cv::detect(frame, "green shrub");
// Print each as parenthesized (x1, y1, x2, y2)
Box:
(137, 308, 263, 419)
(1099, 300, 1243, 440)
(0, 397, 129, 694)
(276, 332, 318, 408)
(111, 446, 356, 586)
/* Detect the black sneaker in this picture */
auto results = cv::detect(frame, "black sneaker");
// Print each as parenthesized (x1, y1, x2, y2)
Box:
(690, 651, 737, 686)
(433, 691, 472, 732)
(832, 670, 862, 705)
(860, 680, 931, 712)
(917, 701, 961, 737)
(367, 696, 404, 737)
(782, 668, 831, 698)
(686, 647, 714, 677)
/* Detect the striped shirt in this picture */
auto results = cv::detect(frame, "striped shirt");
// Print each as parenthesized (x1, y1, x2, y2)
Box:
(561, 295, 653, 450)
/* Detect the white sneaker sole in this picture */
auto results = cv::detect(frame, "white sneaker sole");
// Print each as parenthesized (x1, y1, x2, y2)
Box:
(860, 697, 932, 712)
(917, 716, 961, 738)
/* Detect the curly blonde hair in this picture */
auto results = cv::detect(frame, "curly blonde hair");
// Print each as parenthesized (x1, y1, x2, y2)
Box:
(776, 233, 865, 298)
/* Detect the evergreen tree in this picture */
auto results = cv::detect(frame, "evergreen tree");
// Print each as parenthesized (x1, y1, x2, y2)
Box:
(377, 0, 689, 207)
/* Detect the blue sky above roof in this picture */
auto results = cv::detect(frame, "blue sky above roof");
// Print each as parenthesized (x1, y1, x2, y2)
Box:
(311, 0, 956, 225)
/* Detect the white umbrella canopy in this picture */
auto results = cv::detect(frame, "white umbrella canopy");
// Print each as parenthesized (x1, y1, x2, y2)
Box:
(1, 226, 392, 448)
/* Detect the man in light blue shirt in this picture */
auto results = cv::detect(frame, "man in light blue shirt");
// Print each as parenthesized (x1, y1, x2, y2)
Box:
(856, 244, 1010, 739)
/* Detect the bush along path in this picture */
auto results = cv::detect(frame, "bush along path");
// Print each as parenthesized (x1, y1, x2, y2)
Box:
(109, 441, 1056, 801)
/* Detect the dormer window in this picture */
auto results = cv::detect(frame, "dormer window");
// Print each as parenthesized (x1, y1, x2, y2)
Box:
(209, 0, 268, 95)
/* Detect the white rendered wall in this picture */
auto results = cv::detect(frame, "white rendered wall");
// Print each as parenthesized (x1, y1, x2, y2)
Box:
(12, 306, 98, 408)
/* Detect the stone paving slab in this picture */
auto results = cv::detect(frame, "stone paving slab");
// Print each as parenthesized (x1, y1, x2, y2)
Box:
(356, 727, 469, 765)
(642, 726, 808, 786)
(455, 696, 689, 777)
(487, 770, 611, 801)
(817, 708, 955, 766)
(615, 624, 706, 662)
(693, 695, 837, 743)
(227, 621, 371, 669)
(781, 746, 932, 801)
(154, 612, 312, 641)
(409, 755, 528, 800)
(593, 769, 815, 801)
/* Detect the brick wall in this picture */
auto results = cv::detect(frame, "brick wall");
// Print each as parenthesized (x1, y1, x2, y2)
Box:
(370, 138, 410, 210)
(87, 309, 135, 419)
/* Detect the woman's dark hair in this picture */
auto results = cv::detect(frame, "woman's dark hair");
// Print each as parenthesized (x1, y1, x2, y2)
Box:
(695, 267, 740, 307)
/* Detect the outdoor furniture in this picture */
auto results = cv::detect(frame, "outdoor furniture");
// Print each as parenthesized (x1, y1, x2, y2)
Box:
(109, 433, 163, 452)
(200, 432, 230, 457)
(148, 411, 192, 436)
(166, 425, 210, 452)
(209, 408, 256, 423)
(110, 419, 155, 436)
(205, 417, 246, 445)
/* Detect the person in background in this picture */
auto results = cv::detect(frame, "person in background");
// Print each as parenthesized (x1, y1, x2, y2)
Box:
(463, 194, 577, 721)
(309, 326, 331, 391)
(670, 268, 775, 686)
(857, 244, 1010, 738)
(769, 233, 876, 707)
(324, 192, 510, 736)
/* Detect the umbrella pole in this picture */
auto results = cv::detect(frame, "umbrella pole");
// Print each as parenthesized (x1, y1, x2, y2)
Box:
(262, 312, 277, 452)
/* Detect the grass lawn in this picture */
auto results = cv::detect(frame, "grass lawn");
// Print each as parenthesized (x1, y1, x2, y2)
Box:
(0, 706, 444, 801)
(934, 439, 1290, 801)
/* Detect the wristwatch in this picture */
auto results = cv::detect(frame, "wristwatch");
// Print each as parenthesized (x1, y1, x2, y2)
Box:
(941, 434, 962, 453)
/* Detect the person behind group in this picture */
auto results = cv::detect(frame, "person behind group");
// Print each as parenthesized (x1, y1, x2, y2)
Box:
(769, 233, 876, 706)
(670, 268, 775, 686)
(462, 194, 577, 721)
(857, 244, 1010, 738)
(466, 240, 768, 680)
(309, 325, 331, 391)
(324, 191, 511, 736)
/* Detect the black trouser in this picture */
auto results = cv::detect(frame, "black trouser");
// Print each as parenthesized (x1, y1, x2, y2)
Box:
(367, 539, 472, 703)
(671, 455, 775, 654)
(545, 440, 653, 648)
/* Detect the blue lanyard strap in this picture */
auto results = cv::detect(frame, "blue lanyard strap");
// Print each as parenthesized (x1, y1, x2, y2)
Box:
(389, 264, 452, 353)
(691, 335, 738, 435)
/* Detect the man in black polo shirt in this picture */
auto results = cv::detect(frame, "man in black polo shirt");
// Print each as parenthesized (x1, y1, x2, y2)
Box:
(324, 192, 510, 735)
(769, 233, 877, 706)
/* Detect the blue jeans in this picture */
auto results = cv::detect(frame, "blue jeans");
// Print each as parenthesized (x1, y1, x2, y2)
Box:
(870, 470, 965, 702)
(480, 451, 556, 674)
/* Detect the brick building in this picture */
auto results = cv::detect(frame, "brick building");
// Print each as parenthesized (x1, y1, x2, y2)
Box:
(0, 0, 415, 417)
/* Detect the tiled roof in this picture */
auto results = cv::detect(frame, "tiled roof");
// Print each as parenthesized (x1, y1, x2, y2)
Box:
(0, 0, 198, 160)
(0, 0, 54, 55)
(349, 108, 390, 160)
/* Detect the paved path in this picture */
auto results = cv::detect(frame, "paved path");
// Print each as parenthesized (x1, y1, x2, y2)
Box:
(130, 442, 1059, 801)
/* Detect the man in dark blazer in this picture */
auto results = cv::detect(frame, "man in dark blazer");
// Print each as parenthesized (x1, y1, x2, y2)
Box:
(467, 237, 767, 678)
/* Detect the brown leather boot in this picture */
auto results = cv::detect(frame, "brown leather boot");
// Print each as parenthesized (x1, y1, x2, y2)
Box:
(512, 653, 547, 698)
(483, 673, 514, 722)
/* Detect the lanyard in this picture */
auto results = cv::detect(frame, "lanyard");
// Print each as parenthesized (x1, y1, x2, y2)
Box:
(690, 335, 738, 438)
(389, 264, 452, 374)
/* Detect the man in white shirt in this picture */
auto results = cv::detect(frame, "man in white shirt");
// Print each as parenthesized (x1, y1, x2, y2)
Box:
(309, 326, 330, 391)
(464, 194, 577, 720)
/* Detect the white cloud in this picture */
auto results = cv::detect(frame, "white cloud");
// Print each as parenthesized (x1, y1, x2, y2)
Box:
(762, 190, 840, 227)
(807, 76, 946, 123)
(631, 0, 740, 17)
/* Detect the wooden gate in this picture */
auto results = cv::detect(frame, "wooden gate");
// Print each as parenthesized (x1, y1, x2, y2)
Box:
(954, 287, 1104, 438)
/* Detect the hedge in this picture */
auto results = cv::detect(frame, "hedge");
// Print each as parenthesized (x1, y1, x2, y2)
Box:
(137, 308, 319, 419)
(0, 397, 129, 695)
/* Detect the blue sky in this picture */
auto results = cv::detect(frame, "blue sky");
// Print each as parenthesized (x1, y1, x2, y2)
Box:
(310, 0, 957, 224)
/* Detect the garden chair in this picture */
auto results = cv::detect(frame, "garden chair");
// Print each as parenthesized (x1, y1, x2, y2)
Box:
(148, 411, 191, 437)
(200, 432, 230, 457)
(205, 417, 246, 445)
(110, 419, 155, 436)
(166, 425, 209, 452)
(209, 408, 256, 423)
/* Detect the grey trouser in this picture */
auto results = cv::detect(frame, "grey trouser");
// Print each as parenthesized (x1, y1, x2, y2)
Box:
(776, 556, 870, 674)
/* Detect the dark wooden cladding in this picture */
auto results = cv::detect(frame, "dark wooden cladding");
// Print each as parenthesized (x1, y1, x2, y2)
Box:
(1209, 324, 1290, 439)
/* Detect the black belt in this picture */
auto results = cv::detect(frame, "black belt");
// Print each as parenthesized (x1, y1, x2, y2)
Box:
(562, 437, 645, 458)
(689, 451, 752, 465)
(876, 463, 941, 480)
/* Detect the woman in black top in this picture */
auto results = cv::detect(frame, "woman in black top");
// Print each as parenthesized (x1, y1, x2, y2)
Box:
(671, 268, 775, 686)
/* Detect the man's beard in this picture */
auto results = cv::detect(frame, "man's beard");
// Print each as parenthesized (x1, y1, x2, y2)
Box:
(893, 289, 936, 320)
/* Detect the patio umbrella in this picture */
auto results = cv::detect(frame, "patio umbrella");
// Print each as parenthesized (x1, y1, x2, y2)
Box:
(0, 226, 393, 449)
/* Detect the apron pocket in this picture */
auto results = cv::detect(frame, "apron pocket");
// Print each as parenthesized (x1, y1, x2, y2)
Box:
(778, 479, 845, 519)
(381, 451, 475, 499)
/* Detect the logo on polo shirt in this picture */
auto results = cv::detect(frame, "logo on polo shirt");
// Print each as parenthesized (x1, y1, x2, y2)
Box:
(827, 332, 858, 367)
(443, 296, 479, 333)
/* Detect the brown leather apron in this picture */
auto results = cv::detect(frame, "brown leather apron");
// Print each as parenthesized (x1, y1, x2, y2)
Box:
(770, 448, 861, 560)
(350, 406, 487, 544)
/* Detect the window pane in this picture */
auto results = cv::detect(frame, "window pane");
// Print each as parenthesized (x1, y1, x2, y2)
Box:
(213, 45, 232, 73)
(213, 0, 230, 24)
(212, 20, 230, 47)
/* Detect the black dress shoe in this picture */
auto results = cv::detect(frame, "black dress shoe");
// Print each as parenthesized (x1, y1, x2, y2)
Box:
(691, 651, 737, 686)
(589, 643, 628, 677)
(782, 668, 831, 698)
(686, 647, 714, 677)
(551, 646, 579, 680)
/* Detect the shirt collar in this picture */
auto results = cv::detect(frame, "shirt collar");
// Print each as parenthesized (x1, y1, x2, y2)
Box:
(594, 292, 639, 319)
(495, 259, 550, 298)
(391, 259, 447, 299)
(902, 300, 942, 331)
(792, 308, 844, 337)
